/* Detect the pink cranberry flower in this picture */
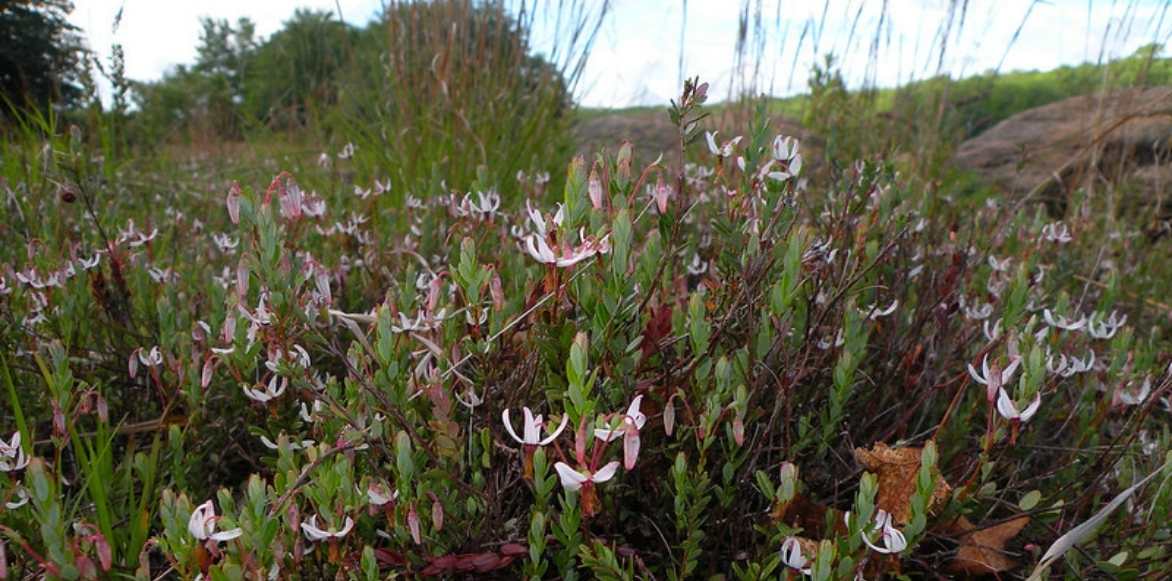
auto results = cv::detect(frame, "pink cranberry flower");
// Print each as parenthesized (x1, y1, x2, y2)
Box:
(188, 500, 242, 543)
(780, 537, 812, 575)
(502, 407, 569, 447)
(301, 515, 354, 542)
(861, 510, 907, 554)
(593, 395, 647, 469)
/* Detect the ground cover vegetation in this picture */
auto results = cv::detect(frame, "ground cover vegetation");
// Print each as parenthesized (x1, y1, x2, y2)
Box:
(1, 1, 1171, 579)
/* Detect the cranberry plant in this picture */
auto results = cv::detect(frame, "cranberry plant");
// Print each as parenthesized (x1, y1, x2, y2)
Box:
(1, 80, 1170, 579)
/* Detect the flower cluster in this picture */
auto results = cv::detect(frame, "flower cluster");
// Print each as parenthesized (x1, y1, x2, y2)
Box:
(1, 79, 1168, 580)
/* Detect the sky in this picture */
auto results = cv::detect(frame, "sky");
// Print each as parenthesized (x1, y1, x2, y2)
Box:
(70, 0, 1172, 109)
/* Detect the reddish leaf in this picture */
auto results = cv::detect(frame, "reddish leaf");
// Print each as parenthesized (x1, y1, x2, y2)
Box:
(419, 564, 445, 577)
(471, 552, 502, 572)
(374, 548, 406, 566)
(75, 554, 96, 580)
(430, 554, 458, 570)
(641, 303, 673, 357)
(92, 533, 112, 571)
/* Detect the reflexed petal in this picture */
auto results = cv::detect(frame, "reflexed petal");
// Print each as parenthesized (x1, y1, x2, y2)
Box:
(210, 528, 243, 542)
(525, 235, 556, 264)
(705, 131, 719, 155)
(522, 407, 539, 444)
(554, 462, 589, 491)
(1019, 392, 1042, 423)
(300, 516, 330, 541)
(625, 395, 646, 429)
(268, 376, 287, 398)
(0, 432, 18, 455)
(187, 500, 214, 540)
(862, 533, 893, 554)
(242, 385, 270, 403)
(780, 537, 806, 569)
(501, 409, 523, 445)
(539, 413, 569, 446)
(593, 427, 623, 442)
(592, 461, 621, 483)
(996, 388, 1019, 420)
(335, 516, 355, 538)
(5, 487, 29, 509)
(526, 202, 546, 237)
(1003, 357, 1022, 382)
(555, 248, 595, 268)
(968, 362, 987, 384)
(368, 483, 397, 506)
(884, 526, 908, 553)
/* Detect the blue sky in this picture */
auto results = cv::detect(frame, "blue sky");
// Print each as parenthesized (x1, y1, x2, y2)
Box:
(72, 0, 1172, 108)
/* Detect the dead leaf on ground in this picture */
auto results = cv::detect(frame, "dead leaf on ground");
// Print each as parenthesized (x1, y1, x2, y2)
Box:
(770, 493, 834, 538)
(793, 536, 821, 558)
(853, 442, 952, 524)
(947, 515, 1030, 575)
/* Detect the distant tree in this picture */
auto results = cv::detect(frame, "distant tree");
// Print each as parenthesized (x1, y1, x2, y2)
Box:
(0, 0, 86, 112)
(191, 17, 257, 137)
(243, 9, 351, 129)
(132, 17, 256, 140)
(130, 65, 200, 141)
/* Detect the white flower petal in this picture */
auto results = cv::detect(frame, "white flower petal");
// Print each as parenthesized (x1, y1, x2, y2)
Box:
(210, 528, 243, 542)
(539, 413, 569, 446)
(996, 388, 1019, 420)
(592, 461, 621, 483)
(554, 462, 589, 492)
(501, 409, 524, 445)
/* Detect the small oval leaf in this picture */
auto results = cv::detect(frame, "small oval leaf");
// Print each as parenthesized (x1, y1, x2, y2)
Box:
(1019, 489, 1042, 511)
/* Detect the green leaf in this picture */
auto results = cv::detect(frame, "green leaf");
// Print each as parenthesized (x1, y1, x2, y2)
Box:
(1019, 489, 1042, 511)
(395, 431, 415, 484)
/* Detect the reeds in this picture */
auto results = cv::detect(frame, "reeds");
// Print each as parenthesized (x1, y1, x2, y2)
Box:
(336, 0, 608, 201)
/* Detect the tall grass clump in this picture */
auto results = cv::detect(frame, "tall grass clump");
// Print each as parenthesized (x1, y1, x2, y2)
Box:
(335, 0, 607, 203)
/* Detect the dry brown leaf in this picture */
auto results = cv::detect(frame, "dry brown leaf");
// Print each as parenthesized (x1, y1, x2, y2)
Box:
(770, 493, 834, 538)
(948, 515, 1030, 575)
(793, 537, 820, 558)
(853, 442, 952, 524)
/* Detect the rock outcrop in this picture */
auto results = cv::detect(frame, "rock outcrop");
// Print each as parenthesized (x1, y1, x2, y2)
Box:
(954, 87, 1172, 207)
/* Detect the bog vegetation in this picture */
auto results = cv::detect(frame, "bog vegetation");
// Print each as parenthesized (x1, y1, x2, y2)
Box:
(1, 1, 1170, 579)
